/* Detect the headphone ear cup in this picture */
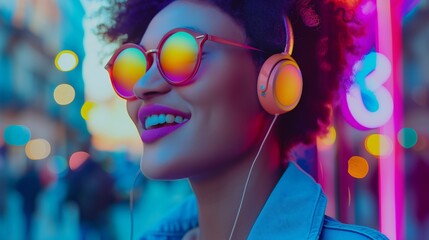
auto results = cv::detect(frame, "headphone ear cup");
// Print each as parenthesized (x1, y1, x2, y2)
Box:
(257, 53, 303, 115)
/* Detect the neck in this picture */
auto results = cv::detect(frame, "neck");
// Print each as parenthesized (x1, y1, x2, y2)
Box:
(188, 134, 283, 240)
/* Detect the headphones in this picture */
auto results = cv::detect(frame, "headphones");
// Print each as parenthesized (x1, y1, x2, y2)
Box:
(257, 17, 303, 115)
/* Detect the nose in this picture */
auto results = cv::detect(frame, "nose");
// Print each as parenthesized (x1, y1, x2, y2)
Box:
(133, 61, 171, 101)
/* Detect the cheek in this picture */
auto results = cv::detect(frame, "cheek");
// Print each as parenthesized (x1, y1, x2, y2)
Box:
(189, 52, 259, 107)
(184, 53, 263, 151)
(215, 54, 260, 117)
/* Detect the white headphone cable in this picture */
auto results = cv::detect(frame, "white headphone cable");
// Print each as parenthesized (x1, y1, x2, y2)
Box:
(228, 114, 279, 240)
(129, 115, 278, 240)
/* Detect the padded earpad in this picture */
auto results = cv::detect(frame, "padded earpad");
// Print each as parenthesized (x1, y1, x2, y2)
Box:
(257, 53, 303, 115)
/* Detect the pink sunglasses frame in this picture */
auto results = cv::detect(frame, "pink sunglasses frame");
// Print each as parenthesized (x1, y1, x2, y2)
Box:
(105, 27, 264, 100)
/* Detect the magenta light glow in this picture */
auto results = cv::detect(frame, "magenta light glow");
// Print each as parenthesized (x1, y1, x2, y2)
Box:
(376, 0, 405, 239)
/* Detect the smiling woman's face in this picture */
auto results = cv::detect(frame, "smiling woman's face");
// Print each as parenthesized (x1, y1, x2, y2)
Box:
(126, 0, 267, 179)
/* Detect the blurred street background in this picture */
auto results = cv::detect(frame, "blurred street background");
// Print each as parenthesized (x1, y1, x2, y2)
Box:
(1, 0, 429, 239)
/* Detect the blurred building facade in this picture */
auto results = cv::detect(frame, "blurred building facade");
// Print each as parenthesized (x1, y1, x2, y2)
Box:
(0, 1, 91, 239)
(0, 1, 89, 171)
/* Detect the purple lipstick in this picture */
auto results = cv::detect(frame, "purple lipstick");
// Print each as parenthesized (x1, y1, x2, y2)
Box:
(138, 105, 191, 143)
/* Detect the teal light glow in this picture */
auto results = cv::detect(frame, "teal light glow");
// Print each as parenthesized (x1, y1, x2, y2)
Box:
(4, 125, 31, 146)
(48, 156, 69, 177)
(398, 128, 418, 149)
(355, 52, 379, 112)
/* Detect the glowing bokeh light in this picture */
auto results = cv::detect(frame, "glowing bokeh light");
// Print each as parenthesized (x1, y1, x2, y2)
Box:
(348, 156, 369, 179)
(365, 134, 393, 157)
(81, 101, 95, 120)
(318, 126, 337, 147)
(48, 156, 69, 176)
(69, 151, 90, 170)
(398, 128, 418, 149)
(54, 84, 75, 105)
(4, 125, 31, 146)
(25, 139, 51, 160)
(55, 50, 79, 72)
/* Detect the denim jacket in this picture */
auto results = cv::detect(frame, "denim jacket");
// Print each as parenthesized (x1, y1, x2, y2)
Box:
(140, 162, 388, 240)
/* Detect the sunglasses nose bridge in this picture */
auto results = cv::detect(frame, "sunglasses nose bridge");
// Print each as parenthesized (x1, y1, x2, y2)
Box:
(133, 48, 171, 100)
(144, 48, 160, 76)
(146, 49, 158, 55)
(145, 49, 159, 70)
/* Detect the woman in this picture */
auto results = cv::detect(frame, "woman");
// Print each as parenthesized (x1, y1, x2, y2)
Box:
(100, 0, 388, 239)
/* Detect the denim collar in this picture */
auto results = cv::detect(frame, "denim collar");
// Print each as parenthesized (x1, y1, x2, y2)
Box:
(141, 162, 327, 239)
(248, 161, 327, 239)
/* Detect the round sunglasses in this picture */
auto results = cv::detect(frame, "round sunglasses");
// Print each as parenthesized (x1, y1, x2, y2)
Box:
(105, 28, 264, 100)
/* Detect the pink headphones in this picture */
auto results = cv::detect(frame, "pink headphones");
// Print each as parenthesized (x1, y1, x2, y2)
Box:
(257, 17, 303, 115)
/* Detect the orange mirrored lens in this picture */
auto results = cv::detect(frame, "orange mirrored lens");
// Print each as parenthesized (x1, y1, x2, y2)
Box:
(112, 47, 147, 98)
(160, 31, 198, 83)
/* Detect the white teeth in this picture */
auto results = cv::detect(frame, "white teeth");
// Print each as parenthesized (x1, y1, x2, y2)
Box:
(145, 114, 189, 129)
(159, 114, 166, 124)
(174, 116, 183, 123)
(166, 114, 175, 123)
(145, 115, 158, 129)
(151, 115, 158, 126)
(145, 119, 149, 129)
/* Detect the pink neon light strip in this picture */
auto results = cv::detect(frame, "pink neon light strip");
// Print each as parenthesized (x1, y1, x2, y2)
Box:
(376, 0, 405, 239)
(391, 1, 405, 238)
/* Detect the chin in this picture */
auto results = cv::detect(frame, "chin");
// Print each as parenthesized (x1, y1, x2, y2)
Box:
(139, 155, 190, 180)
(140, 160, 172, 180)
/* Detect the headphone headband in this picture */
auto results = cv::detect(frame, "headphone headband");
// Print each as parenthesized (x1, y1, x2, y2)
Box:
(284, 16, 294, 55)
